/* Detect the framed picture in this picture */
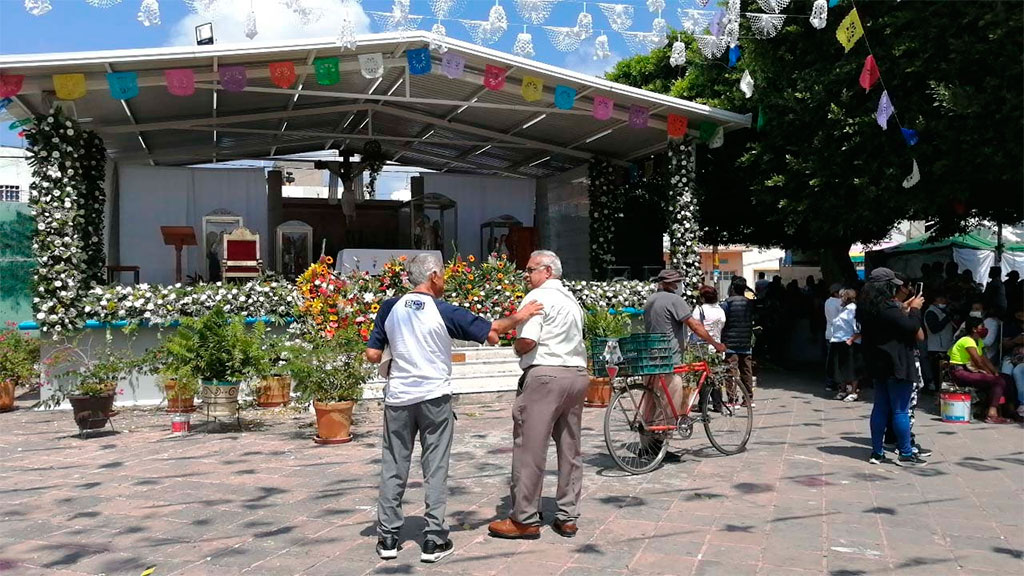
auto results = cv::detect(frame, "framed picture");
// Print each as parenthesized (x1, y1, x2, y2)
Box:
(276, 220, 313, 278)
(202, 213, 243, 282)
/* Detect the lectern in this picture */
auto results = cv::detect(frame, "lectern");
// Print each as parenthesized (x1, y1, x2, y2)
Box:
(160, 226, 198, 284)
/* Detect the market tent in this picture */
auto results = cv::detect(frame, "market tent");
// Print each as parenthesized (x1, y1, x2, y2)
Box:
(866, 226, 1024, 284)
(0, 32, 750, 178)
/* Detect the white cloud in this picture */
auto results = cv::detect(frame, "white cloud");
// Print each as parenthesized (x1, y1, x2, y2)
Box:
(166, 0, 370, 46)
(563, 42, 621, 78)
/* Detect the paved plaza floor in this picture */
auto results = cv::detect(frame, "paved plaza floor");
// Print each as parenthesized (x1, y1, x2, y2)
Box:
(0, 370, 1021, 576)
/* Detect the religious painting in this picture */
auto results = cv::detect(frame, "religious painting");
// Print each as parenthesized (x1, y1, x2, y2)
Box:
(276, 220, 313, 279)
(202, 212, 243, 283)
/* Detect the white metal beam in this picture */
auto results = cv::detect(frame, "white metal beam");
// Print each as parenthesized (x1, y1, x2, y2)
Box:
(98, 103, 371, 134)
(378, 143, 527, 178)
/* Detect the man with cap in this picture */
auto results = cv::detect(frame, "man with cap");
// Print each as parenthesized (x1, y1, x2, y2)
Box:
(824, 283, 845, 391)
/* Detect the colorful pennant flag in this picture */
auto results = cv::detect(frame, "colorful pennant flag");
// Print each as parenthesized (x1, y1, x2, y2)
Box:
(876, 90, 893, 130)
(901, 127, 919, 147)
(442, 52, 465, 79)
(407, 48, 431, 75)
(269, 62, 297, 89)
(106, 72, 139, 100)
(9, 117, 32, 130)
(628, 105, 649, 129)
(521, 76, 543, 102)
(828, 0, 840, 6)
(53, 73, 87, 100)
(358, 53, 385, 79)
(483, 65, 508, 91)
(699, 121, 718, 142)
(592, 95, 614, 120)
(667, 114, 688, 139)
(165, 69, 195, 96)
(554, 85, 576, 110)
(836, 8, 864, 53)
(859, 55, 879, 92)
(728, 45, 741, 68)
(740, 70, 754, 98)
(218, 66, 247, 92)
(756, 106, 766, 131)
(313, 57, 340, 86)
(0, 74, 24, 99)
(902, 159, 920, 188)
(708, 125, 724, 148)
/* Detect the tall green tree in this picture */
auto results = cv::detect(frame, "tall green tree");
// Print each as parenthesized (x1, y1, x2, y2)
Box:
(608, 1, 1023, 282)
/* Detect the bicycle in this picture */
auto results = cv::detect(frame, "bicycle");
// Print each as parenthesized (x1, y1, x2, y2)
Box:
(599, 338, 753, 475)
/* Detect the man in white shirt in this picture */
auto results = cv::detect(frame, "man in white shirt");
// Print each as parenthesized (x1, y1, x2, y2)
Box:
(823, 283, 844, 390)
(488, 250, 589, 541)
(365, 254, 541, 563)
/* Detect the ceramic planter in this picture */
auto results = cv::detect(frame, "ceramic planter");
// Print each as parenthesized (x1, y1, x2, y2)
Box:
(164, 380, 196, 413)
(69, 394, 115, 430)
(584, 377, 612, 408)
(0, 379, 15, 412)
(200, 380, 240, 418)
(313, 400, 355, 444)
(256, 376, 291, 408)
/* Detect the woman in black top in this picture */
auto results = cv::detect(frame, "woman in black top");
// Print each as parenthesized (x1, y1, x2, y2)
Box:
(856, 268, 927, 467)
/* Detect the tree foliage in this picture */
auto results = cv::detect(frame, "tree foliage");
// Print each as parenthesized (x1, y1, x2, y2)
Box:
(607, 1, 1023, 280)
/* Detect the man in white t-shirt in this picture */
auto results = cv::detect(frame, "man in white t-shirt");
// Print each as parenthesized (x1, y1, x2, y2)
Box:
(366, 254, 541, 563)
(823, 283, 844, 390)
(488, 250, 589, 541)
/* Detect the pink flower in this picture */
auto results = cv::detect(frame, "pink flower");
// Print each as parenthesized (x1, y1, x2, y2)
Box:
(117, 389, 125, 395)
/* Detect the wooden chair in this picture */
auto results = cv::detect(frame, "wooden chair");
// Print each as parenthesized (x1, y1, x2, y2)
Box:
(221, 226, 263, 282)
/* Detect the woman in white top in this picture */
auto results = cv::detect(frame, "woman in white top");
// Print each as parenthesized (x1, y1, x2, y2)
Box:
(695, 285, 727, 353)
(828, 289, 864, 402)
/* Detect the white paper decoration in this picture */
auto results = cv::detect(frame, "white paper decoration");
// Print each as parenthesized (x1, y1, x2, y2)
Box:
(598, 4, 634, 32)
(646, 0, 665, 13)
(695, 35, 727, 58)
(281, 0, 322, 25)
(136, 0, 160, 26)
(430, 22, 449, 52)
(622, 31, 664, 54)
(809, 0, 828, 29)
(902, 159, 920, 188)
(740, 69, 754, 98)
(748, 13, 786, 38)
(652, 17, 668, 37)
(185, 0, 220, 15)
(24, 0, 53, 16)
(708, 125, 724, 148)
(463, 6, 508, 47)
(593, 34, 612, 60)
(727, 0, 741, 20)
(359, 53, 386, 79)
(85, 0, 122, 7)
(576, 11, 594, 40)
(392, 0, 411, 27)
(669, 41, 687, 67)
(513, 32, 536, 57)
(756, 0, 790, 13)
(514, 0, 556, 25)
(694, 0, 710, 6)
(338, 12, 358, 50)
(544, 26, 584, 52)
(724, 19, 739, 46)
(244, 10, 258, 39)
(679, 9, 711, 34)
(429, 0, 465, 19)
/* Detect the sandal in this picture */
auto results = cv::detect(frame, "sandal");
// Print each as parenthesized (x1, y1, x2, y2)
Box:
(984, 416, 1011, 424)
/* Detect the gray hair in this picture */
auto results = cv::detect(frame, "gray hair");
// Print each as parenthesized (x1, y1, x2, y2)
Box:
(530, 250, 562, 278)
(408, 253, 443, 286)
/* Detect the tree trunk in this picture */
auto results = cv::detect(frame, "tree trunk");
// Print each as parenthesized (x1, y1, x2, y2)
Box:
(819, 243, 856, 286)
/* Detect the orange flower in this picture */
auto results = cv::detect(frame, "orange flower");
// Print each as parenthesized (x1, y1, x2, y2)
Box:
(468, 254, 476, 262)
(325, 256, 334, 264)
(497, 273, 504, 280)
(399, 255, 407, 261)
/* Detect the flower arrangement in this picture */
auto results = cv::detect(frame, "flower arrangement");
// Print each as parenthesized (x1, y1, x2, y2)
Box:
(25, 107, 107, 336)
(564, 280, 653, 311)
(35, 342, 135, 409)
(444, 253, 527, 338)
(667, 140, 703, 299)
(588, 158, 623, 280)
(0, 324, 40, 387)
(286, 323, 373, 404)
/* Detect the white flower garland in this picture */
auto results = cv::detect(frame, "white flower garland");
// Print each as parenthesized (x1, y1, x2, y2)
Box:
(667, 139, 702, 299)
(587, 157, 621, 279)
(26, 108, 105, 336)
(565, 279, 653, 311)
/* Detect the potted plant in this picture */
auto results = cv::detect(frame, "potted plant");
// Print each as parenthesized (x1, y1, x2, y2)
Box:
(0, 325, 40, 412)
(583, 309, 632, 407)
(36, 345, 134, 431)
(139, 345, 198, 413)
(161, 307, 264, 420)
(288, 325, 373, 444)
(251, 331, 291, 408)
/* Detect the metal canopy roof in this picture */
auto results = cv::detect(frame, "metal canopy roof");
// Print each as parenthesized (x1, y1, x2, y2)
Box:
(0, 32, 751, 178)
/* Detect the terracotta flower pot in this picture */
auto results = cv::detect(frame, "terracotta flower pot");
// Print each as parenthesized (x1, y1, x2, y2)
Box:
(0, 379, 15, 412)
(200, 380, 240, 418)
(164, 380, 196, 413)
(585, 377, 612, 408)
(256, 376, 291, 408)
(69, 394, 115, 430)
(313, 400, 355, 444)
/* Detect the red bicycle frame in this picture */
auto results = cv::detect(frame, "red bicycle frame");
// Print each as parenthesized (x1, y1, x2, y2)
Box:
(641, 362, 710, 432)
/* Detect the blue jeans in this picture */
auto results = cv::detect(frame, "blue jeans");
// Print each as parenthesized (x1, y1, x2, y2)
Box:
(870, 377, 914, 457)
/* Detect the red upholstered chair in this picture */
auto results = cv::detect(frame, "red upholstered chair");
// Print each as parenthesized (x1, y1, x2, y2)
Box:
(222, 227, 263, 282)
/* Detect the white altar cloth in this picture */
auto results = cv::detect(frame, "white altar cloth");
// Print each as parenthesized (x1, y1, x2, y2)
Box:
(336, 249, 443, 275)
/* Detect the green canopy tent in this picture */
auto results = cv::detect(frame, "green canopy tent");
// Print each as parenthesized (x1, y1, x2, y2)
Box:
(865, 226, 1024, 285)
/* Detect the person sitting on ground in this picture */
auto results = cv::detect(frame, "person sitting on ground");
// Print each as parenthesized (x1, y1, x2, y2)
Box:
(829, 289, 863, 402)
(948, 317, 1017, 424)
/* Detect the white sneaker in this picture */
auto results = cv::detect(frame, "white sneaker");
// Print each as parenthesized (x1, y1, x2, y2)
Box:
(843, 393, 859, 403)
(834, 392, 847, 400)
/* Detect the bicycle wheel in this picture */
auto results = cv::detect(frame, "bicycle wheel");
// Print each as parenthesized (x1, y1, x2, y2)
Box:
(701, 377, 753, 455)
(604, 382, 672, 474)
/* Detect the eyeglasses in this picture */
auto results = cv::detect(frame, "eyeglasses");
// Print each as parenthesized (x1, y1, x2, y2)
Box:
(525, 265, 550, 274)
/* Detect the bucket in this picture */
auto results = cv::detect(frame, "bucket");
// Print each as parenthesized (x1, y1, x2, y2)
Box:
(171, 413, 192, 435)
(940, 391, 972, 424)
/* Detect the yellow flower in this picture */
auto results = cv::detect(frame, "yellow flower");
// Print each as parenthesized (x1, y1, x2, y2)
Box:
(468, 255, 476, 262)
(467, 274, 474, 281)
(370, 303, 380, 313)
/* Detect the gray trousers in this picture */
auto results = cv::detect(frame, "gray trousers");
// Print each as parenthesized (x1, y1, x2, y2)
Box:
(510, 365, 590, 526)
(377, 395, 454, 545)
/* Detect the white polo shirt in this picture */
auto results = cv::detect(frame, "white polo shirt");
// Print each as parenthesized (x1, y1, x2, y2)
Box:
(516, 279, 587, 370)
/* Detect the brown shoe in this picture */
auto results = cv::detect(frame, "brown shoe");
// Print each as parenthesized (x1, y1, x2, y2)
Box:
(551, 519, 578, 538)
(488, 518, 540, 540)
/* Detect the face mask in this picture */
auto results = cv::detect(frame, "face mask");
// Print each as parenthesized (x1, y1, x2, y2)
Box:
(976, 327, 989, 339)
(969, 311, 984, 318)
(936, 304, 947, 309)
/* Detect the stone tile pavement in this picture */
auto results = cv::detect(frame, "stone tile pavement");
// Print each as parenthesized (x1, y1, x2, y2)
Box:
(0, 370, 1021, 576)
